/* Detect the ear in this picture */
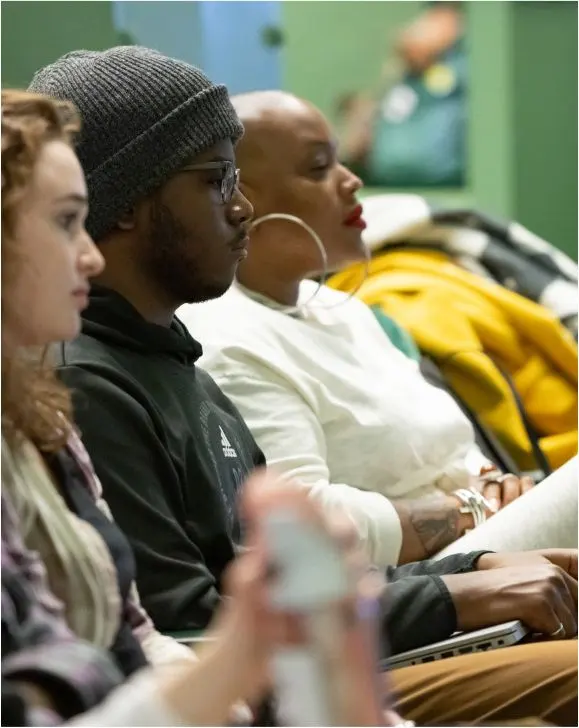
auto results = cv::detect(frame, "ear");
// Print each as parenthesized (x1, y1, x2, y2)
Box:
(117, 207, 136, 231)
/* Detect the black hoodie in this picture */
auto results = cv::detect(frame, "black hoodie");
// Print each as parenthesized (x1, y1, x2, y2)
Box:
(57, 287, 265, 632)
(57, 287, 491, 654)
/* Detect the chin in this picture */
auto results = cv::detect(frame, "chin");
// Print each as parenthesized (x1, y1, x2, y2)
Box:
(182, 268, 238, 304)
(334, 230, 367, 259)
(328, 247, 368, 275)
(57, 318, 82, 343)
(15, 316, 81, 349)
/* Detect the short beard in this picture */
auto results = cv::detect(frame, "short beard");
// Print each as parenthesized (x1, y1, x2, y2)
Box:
(142, 198, 229, 305)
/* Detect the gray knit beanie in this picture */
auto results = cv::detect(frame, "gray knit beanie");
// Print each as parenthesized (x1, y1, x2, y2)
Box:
(29, 46, 244, 240)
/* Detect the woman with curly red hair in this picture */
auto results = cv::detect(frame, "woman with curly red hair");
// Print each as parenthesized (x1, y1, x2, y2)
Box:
(0, 88, 332, 726)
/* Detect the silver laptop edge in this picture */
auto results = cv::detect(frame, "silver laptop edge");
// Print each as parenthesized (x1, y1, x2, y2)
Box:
(384, 620, 529, 670)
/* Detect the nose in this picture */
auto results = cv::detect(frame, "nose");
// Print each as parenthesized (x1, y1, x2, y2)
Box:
(227, 187, 254, 226)
(78, 230, 105, 278)
(340, 164, 363, 197)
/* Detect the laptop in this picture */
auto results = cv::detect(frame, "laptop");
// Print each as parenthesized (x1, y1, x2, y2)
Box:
(383, 620, 529, 670)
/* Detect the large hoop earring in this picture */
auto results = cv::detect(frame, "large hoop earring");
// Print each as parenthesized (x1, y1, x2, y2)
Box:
(248, 212, 370, 316)
(318, 244, 370, 311)
(248, 213, 328, 316)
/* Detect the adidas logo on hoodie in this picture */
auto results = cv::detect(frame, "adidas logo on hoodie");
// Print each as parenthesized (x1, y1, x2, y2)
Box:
(219, 426, 238, 459)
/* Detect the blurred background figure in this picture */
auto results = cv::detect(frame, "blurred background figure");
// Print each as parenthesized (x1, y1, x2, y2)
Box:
(338, 1, 467, 187)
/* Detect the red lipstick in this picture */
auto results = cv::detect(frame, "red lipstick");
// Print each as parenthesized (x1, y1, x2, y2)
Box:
(343, 204, 367, 230)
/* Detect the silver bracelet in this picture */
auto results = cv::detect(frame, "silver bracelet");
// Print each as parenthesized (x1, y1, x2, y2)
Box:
(453, 487, 491, 529)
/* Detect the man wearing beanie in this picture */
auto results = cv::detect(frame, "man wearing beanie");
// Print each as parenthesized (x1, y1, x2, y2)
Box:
(29, 46, 262, 634)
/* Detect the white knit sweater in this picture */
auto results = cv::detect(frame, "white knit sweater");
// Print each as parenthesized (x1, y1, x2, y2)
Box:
(178, 282, 488, 565)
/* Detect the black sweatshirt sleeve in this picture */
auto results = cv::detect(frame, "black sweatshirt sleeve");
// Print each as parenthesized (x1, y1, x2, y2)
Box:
(60, 365, 222, 632)
(387, 551, 492, 580)
(379, 551, 493, 656)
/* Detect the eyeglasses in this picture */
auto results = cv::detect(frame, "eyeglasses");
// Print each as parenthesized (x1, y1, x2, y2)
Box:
(180, 160, 240, 204)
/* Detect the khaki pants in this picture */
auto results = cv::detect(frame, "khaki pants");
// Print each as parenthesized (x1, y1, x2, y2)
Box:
(388, 641, 577, 726)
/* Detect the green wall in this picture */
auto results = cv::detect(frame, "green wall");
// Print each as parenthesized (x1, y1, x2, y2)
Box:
(466, 1, 514, 219)
(1, 1, 121, 88)
(467, 1, 577, 259)
(511, 1, 577, 258)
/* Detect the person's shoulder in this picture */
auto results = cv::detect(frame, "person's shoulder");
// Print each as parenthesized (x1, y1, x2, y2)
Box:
(57, 331, 119, 371)
(58, 330, 148, 390)
(178, 287, 276, 360)
(57, 339, 149, 418)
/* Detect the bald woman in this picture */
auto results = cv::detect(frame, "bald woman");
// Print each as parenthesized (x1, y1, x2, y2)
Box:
(179, 91, 575, 567)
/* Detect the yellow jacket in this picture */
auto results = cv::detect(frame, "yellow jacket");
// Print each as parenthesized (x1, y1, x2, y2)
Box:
(329, 250, 578, 470)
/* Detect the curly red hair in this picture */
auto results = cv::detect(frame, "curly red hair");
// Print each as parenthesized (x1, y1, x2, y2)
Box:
(2, 89, 80, 451)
